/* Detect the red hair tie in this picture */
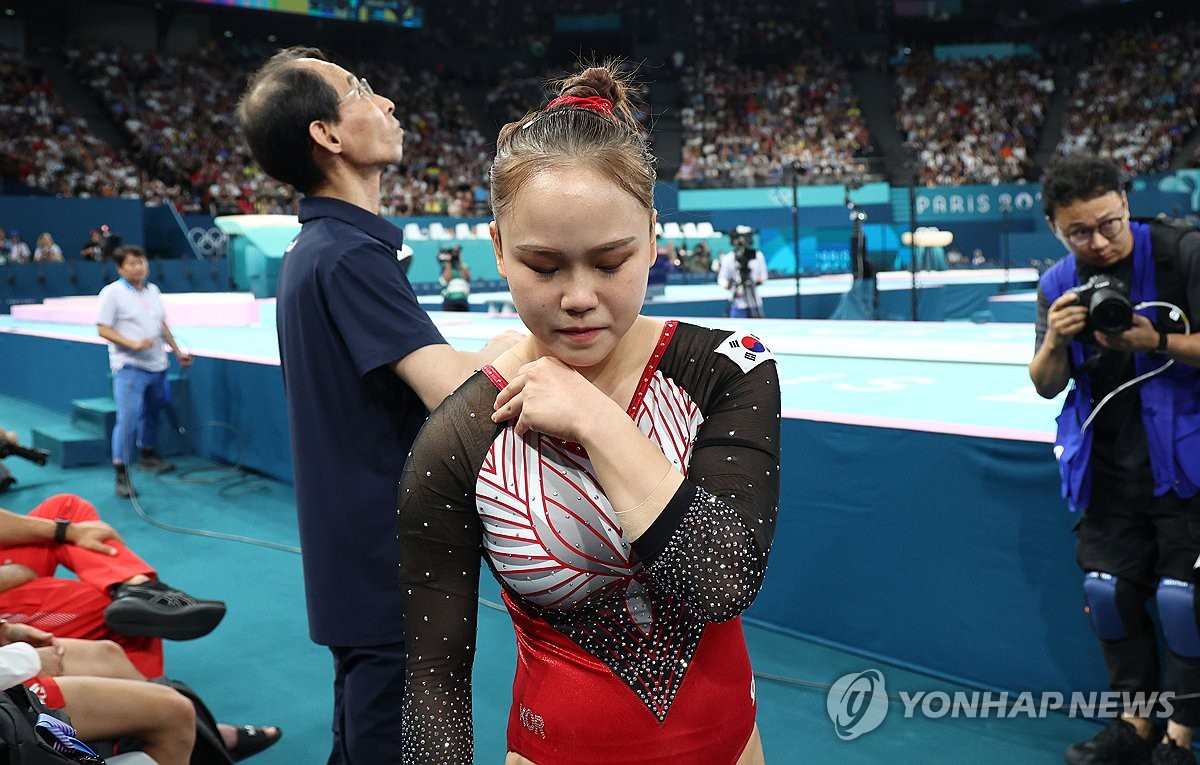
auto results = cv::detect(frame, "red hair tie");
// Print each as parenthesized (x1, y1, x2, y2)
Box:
(545, 95, 614, 117)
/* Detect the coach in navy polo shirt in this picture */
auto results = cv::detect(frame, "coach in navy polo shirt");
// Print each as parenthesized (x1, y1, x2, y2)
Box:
(238, 48, 518, 763)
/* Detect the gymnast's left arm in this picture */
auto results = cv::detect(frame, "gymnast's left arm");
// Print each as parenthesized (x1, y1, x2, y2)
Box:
(627, 359, 782, 622)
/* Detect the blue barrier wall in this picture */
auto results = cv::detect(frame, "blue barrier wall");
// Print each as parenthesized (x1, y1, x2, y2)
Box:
(0, 196, 144, 258)
(0, 260, 232, 314)
(746, 419, 1104, 697)
(144, 204, 201, 259)
(0, 332, 290, 481)
(0, 332, 112, 412)
(5, 171, 1199, 305)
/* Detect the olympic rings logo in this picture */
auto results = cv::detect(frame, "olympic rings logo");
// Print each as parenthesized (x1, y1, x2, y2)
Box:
(188, 226, 227, 257)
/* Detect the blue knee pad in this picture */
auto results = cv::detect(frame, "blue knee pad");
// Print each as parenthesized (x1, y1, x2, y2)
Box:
(1156, 578, 1200, 658)
(1084, 572, 1134, 641)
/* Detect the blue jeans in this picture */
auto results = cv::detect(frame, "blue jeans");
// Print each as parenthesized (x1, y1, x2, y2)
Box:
(111, 366, 169, 465)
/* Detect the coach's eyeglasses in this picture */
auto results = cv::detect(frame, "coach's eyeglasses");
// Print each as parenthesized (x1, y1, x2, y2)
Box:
(1058, 212, 1127, 248)
(338, 77, 374, 106)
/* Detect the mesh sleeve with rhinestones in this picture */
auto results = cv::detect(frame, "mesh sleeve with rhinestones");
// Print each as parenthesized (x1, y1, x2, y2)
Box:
(399, 375, 499, 765)
(630, 325, 782, 623)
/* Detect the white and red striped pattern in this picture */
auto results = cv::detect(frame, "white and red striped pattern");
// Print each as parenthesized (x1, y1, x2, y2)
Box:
(477, 366, 703, 621)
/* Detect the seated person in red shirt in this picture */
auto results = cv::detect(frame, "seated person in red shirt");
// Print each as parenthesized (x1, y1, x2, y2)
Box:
(0, 493, 225, 678)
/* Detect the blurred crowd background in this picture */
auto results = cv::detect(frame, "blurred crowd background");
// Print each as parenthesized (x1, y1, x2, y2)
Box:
(0, 0, 1195, 224)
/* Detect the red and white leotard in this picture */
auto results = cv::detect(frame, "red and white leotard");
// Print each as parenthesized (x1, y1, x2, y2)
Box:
(400, 321, 781, 764)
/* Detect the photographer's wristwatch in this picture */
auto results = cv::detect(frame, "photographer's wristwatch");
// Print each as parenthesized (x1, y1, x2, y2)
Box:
(1152, 329, 1170, 357)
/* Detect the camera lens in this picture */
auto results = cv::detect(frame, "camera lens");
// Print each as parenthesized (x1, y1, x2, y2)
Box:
(1089, 289, 1133, 334)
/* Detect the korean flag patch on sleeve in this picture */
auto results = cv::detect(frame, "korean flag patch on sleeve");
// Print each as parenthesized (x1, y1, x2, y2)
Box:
(715, 332, 774, 373)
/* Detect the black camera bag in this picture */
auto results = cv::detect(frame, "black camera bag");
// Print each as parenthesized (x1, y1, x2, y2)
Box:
(0, 685, 99, 764)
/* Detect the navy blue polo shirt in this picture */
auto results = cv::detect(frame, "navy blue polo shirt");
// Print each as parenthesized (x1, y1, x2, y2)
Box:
(277, 196, 444, 646)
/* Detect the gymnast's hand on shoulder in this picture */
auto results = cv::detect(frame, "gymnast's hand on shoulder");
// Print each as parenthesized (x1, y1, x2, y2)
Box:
(491, 357, 616, 441)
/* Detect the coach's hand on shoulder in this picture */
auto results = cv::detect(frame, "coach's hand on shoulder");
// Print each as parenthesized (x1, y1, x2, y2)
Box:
(481, 330, 526, 360)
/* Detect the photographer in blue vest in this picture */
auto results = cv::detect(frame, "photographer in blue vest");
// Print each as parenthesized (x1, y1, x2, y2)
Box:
(1030, 153, 1200, 765)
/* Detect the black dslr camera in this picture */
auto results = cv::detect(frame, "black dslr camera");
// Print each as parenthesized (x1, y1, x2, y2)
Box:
(437, 245, 462, 268)
(0, 440, 49, 466)
(1066, 274, 1133, 335)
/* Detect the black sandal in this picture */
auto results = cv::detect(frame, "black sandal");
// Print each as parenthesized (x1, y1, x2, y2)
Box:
(228, 725, 282, 762)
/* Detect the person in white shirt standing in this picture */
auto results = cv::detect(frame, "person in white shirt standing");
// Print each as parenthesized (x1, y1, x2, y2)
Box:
(96, 245, 192, 498)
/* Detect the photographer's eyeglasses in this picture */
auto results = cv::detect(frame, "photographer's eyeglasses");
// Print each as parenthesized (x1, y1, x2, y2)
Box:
(337, 77, 374, 106)
(1059, 213, 1127, 248)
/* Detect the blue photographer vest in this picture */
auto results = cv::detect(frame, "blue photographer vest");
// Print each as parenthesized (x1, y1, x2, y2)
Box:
(1039, 221, 1200, 511)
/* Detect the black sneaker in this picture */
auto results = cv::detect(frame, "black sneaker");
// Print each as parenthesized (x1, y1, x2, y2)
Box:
(114, 471, 136, 498)
(103, 580, 226, 641)
(136, 449, 174, 473)
(1066, 719, 1155, 765)
(1153, 740, 1198, 765)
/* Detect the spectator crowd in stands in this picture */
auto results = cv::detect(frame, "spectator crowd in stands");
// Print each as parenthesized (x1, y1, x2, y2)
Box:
(62, 42, 496, 218)
(1056, 21, 1200, 176)
(676, 51, 874, 188)
(895, 49, 1054, 187)
(674, 0, 876, 187)
(1, 2, 1198, 216)
(0, 48, 142, 200)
